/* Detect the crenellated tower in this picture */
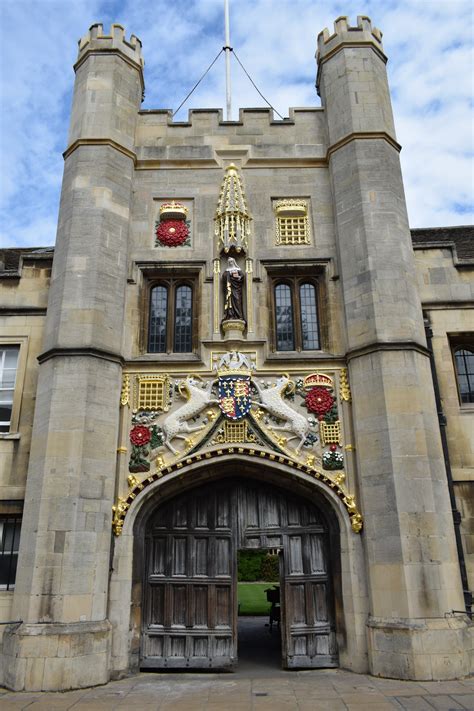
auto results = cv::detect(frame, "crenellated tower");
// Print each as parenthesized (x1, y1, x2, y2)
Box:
(3, 25, 143, 691)
(317, 16, 471, 679)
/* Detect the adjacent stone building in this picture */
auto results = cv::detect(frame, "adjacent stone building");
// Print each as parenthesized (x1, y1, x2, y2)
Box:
(0, 15, 472, 691)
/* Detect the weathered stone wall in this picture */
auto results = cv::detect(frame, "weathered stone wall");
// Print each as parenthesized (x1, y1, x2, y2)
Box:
(414, 244, 474, 590)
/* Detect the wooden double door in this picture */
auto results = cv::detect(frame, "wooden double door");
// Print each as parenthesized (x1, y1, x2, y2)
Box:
(141, 478, 338, 669)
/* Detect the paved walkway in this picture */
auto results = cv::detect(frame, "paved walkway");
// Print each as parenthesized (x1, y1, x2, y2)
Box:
(1, 671, 473, 711)
(1, 619, 473, 710)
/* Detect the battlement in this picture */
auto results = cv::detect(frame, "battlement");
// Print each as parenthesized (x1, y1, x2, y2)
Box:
(76, 23, 144, 70)
(316, 15, 383, 62)
(138, 106, 322, 126)
(135, 106, 327, 149)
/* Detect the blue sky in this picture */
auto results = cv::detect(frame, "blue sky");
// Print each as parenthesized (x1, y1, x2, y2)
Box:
(1, 0, 473, 248)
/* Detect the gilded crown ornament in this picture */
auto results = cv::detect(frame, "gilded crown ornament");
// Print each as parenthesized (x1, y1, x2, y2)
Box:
(275, 199, 308, 217)
(159, 201, 188, 219)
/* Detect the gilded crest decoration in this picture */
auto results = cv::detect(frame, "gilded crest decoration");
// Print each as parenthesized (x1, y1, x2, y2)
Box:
(114, 362, 362, 536)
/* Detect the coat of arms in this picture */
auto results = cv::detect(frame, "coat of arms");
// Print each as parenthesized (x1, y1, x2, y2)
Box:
(216, 351, 254, 421)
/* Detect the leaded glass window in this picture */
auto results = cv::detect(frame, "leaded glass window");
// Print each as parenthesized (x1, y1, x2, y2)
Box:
(454, 347, 474, 404)
(174, 285, 193, 353)
(0, 515, 21, 590)
(273, 278, 320, 352)
(275, 284, 295, 351)
(0, 346, 19, 433)
(148, 281, 194, 354)
(300, 282, 320, 350)
(149, 286, 168, 353)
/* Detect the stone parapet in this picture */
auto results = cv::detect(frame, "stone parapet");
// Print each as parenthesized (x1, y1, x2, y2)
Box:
(2, 620, 111, 691)
(135, 107, 328, 152)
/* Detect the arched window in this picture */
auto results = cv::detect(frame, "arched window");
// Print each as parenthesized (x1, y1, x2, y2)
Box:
(299, 282, 320, 350)
(148, 281, 194, 354)
(173, 285, 193, 353)
(275, 283, 294, 351)
(454, 347, 474, 403)
(273, 278, 320, 352)
(148, 285, 168, 353)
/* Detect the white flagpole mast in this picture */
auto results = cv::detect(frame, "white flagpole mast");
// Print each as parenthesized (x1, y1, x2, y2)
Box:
(224, 0, 232, 120)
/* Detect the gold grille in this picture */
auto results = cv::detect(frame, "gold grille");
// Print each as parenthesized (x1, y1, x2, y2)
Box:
(276, 215, 310, 245)
(320, 420, 341, 446)
(136, 375, 170, 411)
(224, 421, 247, 443)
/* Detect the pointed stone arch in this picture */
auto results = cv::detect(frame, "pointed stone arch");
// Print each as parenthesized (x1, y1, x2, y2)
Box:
(108, 454, 369, 677)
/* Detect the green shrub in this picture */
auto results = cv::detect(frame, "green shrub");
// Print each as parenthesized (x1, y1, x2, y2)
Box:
(237, 550, 280, 582)
(260, 553, 279, 582)
(237, 550, 263, 581)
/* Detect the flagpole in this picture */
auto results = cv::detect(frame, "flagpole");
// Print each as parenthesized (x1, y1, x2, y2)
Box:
(224, 0, 232, 120)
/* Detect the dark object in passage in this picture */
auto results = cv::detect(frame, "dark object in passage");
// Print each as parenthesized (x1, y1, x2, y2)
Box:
(265, 585, 280, 629)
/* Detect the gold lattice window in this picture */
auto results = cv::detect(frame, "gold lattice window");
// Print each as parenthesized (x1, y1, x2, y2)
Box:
(136, 375, 170, 412)
(319, 420, 341, 446)
(274, 200, 310, 245)
(224, 421, 247, 443)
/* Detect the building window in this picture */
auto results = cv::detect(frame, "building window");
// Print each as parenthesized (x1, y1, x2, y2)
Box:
(454, 346, 474, 404)
(148, 280, 194, 353)
(274, 199, 310, 245)
(0, 515, 21, 590)
(273, 278, 320, 352)
(0, 346, 19, 433)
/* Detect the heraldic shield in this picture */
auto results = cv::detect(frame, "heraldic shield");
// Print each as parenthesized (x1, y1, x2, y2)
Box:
(218, 374, 251, 420)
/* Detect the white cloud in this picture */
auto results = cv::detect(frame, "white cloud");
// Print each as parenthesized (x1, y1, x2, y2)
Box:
(0, 0, 472, 247)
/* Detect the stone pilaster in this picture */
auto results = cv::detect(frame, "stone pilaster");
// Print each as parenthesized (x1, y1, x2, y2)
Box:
(2, 24, 143, 691)
(317, 16, 471, 679)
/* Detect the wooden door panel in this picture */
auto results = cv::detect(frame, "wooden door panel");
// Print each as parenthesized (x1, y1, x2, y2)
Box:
(282, 529, 337, 668)
(142, 485, 236, 669)
(194, 537, 209, 576)
(192, 585, 208, 627)
(142, 478, 337, 670)
(215, 537, 232, 576)
(171, 537, 187, 576)
(309, 535, 326, 573)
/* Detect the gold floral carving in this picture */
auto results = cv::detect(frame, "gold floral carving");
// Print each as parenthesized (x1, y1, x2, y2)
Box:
(112, 497, 128, 536)
(120, 374, 130, 407)
(340, 368, 352, 402)
(127, 474, 140, 489)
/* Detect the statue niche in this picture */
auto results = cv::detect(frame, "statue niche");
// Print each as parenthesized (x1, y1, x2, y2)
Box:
(222, 257, 245, 324)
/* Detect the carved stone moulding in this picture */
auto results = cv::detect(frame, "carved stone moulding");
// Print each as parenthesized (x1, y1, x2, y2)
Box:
(112, 445, 363, 537)
(222, 319, 245, 333)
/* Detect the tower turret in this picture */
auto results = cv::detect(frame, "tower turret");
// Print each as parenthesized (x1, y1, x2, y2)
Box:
(3, 25, 143, 691)
(317, 16, 471, 680)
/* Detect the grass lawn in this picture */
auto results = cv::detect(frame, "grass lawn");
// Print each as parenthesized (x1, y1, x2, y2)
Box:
(238, 583, 276, 615)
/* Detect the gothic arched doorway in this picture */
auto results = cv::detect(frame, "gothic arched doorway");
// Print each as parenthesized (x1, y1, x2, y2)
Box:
(140, 476, 338, 670)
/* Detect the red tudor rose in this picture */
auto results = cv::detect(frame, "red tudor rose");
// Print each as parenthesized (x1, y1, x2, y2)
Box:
(304, 386, 334, 416)
(156, 219, 189, 247)
(130, 425, 151, 447)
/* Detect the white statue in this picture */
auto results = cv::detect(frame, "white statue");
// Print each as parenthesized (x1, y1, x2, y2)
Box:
(216, 350, 254, 372)
(162, 376, 217, 455)
(253, 375, 310, 453)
